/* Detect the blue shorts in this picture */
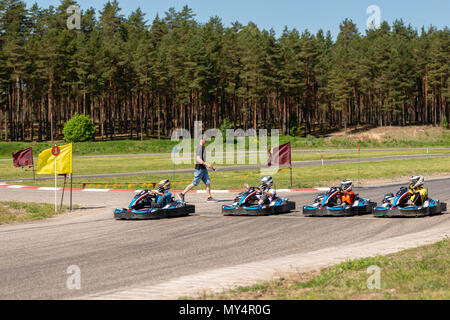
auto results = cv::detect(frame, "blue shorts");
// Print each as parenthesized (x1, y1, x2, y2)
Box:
(192, 168, 211, 186)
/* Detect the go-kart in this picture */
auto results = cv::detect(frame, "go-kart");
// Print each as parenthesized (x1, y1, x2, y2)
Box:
(303, 187, 376, 217)
(373, 187, 447, 218)
(222, 187, 296, 216)
(114, 190, 195, 220)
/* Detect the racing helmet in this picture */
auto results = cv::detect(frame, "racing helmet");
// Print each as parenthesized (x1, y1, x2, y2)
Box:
(260, 176, 273, 188)
(158, 179, 171, 191)
(340, 180, 353, 192)
(409, 175, 424, 189)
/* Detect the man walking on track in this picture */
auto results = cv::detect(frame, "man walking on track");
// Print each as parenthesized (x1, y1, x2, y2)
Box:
(179, 137, 216, 202)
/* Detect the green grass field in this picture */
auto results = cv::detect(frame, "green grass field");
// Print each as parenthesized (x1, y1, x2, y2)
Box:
(197, 239, 450, 300)
(1, 148, 449, 181)
(1, 127, 449, 190)
(0, 201, 71, 225)
(2, 157, 448, 190)
(0, 127, 449, 158)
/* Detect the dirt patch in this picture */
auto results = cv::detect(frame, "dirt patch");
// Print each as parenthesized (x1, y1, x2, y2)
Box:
(358, 173, 450, 187)
(0, 204, 27, 218)
(326, 126, 445, 142)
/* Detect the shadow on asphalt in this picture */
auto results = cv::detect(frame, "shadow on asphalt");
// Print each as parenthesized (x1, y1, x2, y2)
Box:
(74, 206, 107, 210)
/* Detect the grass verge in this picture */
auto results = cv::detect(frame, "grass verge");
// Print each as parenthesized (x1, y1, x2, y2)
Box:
(198, 239, 450, 300)
(0, 201, 71, 225)
(0, 127, 449, 158)
(3, 157, 449, 190)
(0, 149, 449, 183)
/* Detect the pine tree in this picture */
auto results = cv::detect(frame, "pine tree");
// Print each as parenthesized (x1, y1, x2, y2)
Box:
(0, 3, 448, 141)
(1, 0, 30, 140)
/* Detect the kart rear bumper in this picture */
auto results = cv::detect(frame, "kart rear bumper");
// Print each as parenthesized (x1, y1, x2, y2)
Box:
(302, 202, 376, 217)
(222, 201, 296, 216)
(114, 204, 195, 220)
(373, 202, 447, 218)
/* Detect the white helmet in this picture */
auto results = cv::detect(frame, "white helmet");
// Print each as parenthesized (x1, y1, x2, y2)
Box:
(260, 176, 273, 188)
(410, 175, 424, 189)
(340, 180, 353, 192)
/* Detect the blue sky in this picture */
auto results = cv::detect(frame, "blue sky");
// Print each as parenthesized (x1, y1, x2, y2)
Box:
(24, 0, 449, 38)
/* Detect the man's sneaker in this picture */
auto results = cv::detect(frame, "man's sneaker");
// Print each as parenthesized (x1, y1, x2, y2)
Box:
(206, 197, 217, 202)
(178, 193, 185, 202)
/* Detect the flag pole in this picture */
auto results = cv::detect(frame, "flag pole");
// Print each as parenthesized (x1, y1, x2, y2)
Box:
(358, 144, 361, 187)
(32, 147, 35, 181)
(172, 147, 176, 198)
(70, 173, 73, 211)
(54, 154, 57, 213)
(290, 166, 293, 188)
(52, 145, 60, 213)
(290, 143, 292, 188)
(60, 174, 66, 211)
(173, 158, 176, 197)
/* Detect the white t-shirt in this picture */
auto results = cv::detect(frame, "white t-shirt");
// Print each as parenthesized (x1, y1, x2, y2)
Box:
(259, 187, 276, 201)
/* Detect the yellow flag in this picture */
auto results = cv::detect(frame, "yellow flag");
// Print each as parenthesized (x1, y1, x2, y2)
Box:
(37, 144, 73, 174)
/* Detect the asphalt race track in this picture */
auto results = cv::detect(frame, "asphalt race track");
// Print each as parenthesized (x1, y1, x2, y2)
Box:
(0, 178, 449, 299)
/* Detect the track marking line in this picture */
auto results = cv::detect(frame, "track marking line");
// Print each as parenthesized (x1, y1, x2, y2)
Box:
(0, 183, 324, 194)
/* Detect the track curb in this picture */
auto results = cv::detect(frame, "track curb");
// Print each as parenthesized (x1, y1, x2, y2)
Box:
(2, 176, 448, 194)
(0, 182, 328, 194)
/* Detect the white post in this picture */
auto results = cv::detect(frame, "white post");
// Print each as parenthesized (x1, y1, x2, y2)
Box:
(55, 155, 57, 212)
(358, 144, 361, 187)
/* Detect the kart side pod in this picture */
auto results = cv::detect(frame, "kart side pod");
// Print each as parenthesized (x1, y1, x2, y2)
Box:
(372, 188, 447, 218)
(303, 188, 376, 217)
(222, 189, 296, 216)
(373, 201, 447, 218)
(114, 203, 195, 220)
(114, 190, 195, 220)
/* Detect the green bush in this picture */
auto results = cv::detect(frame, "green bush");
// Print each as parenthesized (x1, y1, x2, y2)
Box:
(220, 118, 234, 142)
(289, 125, 302, 137)
(63, 113, 95, 142)
(441, 116, 448, 129)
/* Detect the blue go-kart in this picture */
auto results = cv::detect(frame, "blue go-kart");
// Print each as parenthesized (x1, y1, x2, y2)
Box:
(222, 187, 296, 216)
(373, 187, 447, 218)
(114, 190, 195, 220)
(303, 187, 376, 217)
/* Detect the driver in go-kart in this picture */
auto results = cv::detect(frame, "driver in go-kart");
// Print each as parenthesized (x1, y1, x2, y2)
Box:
(339, 180, 355, 205)
(408, 175, 427, 206)
(150, 179, 172, 208)
(244, 176, 276, 206)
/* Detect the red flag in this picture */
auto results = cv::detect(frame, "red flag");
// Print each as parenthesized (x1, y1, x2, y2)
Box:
(12, 147, 33, 167)
(268, 142, 291, 167)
